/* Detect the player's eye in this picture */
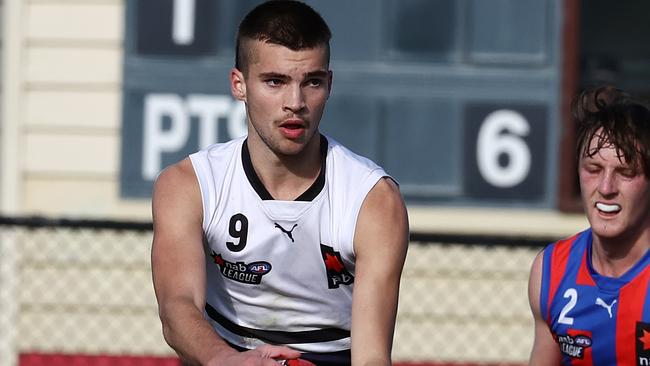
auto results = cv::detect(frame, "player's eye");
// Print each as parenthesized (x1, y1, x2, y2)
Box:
(583, 164, 600, 174)
(619, 168, 637, 178)
(307, 78, 323, 87)
(266, 79, 283, 87)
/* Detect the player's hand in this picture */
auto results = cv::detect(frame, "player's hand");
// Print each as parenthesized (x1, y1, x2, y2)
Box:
(206, 344, 315, 366)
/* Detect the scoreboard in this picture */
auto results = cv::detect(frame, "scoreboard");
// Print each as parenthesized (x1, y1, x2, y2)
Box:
(121, 0, 562, 207)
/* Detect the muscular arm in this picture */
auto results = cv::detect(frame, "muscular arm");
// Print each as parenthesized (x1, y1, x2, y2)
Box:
(151, 159, 236, 365)
(351, 178, 409, 366)
(528, 251, 561, 366)
(151, 159, 301, 366)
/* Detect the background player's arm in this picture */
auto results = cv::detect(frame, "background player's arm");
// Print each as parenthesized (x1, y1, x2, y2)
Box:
(528, 251, 562, 366)
(351, 178, 409, 366)
(151, 159, 301, 366)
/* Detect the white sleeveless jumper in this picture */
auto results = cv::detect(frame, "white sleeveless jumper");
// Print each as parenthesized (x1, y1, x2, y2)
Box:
(189, 135, 387, 353)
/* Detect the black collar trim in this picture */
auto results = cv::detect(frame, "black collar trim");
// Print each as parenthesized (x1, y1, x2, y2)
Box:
(241, 135, 328, 201)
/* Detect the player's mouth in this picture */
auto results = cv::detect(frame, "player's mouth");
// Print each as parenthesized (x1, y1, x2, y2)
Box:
(279, 119, 306, 139)
(595, 202, 621, 215)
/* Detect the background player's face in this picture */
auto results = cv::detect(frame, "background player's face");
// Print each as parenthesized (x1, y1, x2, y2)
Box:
(231, 40, 331, 156)
(579, 131, 650, 243)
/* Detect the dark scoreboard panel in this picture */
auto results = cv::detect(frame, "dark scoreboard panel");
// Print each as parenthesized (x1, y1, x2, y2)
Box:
(121, 0, 562, 207)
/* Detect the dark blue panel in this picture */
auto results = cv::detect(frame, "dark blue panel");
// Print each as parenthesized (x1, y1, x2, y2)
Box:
(136, 0, 217, 56)
(310, 1, 382, 61)
(120, 91, 148, 196)
(384, 0, 459, 61)
(319, 95, 381, 160)
(468, 0, 548, 64)
(382, 98, 460, 196)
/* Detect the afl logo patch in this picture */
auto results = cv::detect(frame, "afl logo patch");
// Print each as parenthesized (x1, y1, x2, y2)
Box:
(248, 262, 272, 275)
(574, 335, 591, 347)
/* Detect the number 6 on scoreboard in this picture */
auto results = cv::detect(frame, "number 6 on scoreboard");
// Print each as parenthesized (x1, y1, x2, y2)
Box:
(476, 109, 531, 188)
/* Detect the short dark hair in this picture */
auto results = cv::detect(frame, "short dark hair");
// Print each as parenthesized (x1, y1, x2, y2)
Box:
(573, 85, 650, 177)
(235, 0, 331, 72)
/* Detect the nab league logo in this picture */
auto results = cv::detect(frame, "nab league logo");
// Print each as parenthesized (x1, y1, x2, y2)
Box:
(320, 244, 354, 289)
(637, 322, 650, 365)
(557, 332, 592, 359)
(210, 251, 271, 285)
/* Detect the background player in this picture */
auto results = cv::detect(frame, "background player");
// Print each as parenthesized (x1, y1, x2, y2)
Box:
(528, 85, 650, 364)
(151, 1, 409, 365)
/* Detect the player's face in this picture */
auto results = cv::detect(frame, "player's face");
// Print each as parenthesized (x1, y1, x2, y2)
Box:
(231, 40, 331, 156)
(578, 132, 650, 243)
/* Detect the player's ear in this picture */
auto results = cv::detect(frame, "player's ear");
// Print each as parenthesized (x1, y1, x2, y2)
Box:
(230, 68, 246, 102)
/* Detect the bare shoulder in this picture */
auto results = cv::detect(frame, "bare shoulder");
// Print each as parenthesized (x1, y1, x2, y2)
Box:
(364, 177, 406, 216)
(151, 158, 204, 274)
(152, 158, 202, 224)
(528, 248, 561, 365)
(530, 249, 544, 276)
(354, 177, 408, 256)
(154, 159, 196, 194)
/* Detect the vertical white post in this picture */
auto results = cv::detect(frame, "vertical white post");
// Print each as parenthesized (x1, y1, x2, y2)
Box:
(1, 0, 23, 214)
(1, 0, 24, 364)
